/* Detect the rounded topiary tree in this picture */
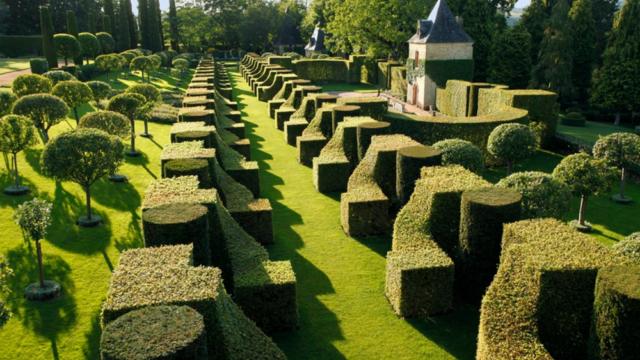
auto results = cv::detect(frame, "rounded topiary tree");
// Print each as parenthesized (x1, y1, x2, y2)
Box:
(51, 80, 93, 125)
(53, 33, 80, 66)
(13, 198, 60, 300)
(0, 89, 17, 116)
(432, 139, 484, 173)
(130, 56, 153, 82)
(612, 232, 640, 263)
(172, 58, 189, 79)
(496, 171, 572, 219)
(593, 132, 640, 203)
(96, 32, 115, 54)
(12, 94, 69, 143)
(0, 115, 38, 195)
(86, 81, 112, 109)
(0, 255, 11, 326)
(148, 54, 162, 75)
(78, 111, 130, 182)
(487, 123, 537, 174)
(42, 70, 77, 86)
(100, 305, 207, 360)
(78, 32, 101, 62)
(552, 152, 617, 232)
(95, 54, 122, 81)
(11, 74, 52, 97)
(107, 93, 145, 156)
(119, 51, 136, 71)
(125, 84, 160, 137)
(41, 128, 124, 226)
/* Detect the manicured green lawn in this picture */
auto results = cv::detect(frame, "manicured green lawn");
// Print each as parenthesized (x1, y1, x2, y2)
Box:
(0, 58, 31, 74)
(0, 69, 188, 360)
(557, 120, 635, 146)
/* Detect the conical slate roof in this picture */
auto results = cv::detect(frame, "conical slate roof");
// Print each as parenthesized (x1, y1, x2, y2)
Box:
(305, 25, 326, 51)
(408, 0, 473, 44)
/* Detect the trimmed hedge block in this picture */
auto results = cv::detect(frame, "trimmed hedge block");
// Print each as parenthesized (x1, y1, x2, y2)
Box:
(395, 145, 442, 205)
(268, 99, 286, 118)
(164, 159, 212, 189)
(100, 305, 208, 360)
(284, 118, 308, 146)
(297, 135, 328, 167)
(357, 121, 390, 161)
(275, 108, 295, 130)
(332, 105, 361, 134)
(337, 97, 388, 120)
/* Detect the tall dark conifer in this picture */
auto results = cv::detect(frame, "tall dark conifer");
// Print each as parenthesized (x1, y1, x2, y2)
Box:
(138, 0, 150, 49)
(169, 0, 180, 51)
(126, 0, 138, 48)
(569, 0, 596, 103)
(40, 5, 57, 69)
(521, 0, 547, 66)
(103, 0, 115, 34)
(116, 0, 131, 50)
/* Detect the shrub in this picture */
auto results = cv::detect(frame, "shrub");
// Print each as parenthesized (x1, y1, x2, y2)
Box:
(11, 74, 52, 97)
(150, 103, 179, 123)
(29, 58, 49, 75)
(496, 171, 572, 219)
(612, 232, 640, 263)
(293, 59, 349, 82)
(42, 70, 77, 85)
(13, 198, 53, 291)
(12, 94, 68, 142)
(107, 93, 145, 154)
(51, 80, 92, 124)
(77, 63, 102, 81)
(432, 139, 484, 173)
(172, 58, 189, 77)
(0, 89, 17, 116)
(561, 111, 586, 126)
(118, 51, 136, 68)
(593, 132, 640, 202)
(164, 159, 212, 188)
(41, 128, 124, 225)
(78, 110, 130, 139)
(53, 33, 80, 66)
(85, 80, 112, 109)
(148, 54, 162, 70)
(0, 115, 37, 194)
(590, 265, 640, 360)
(96, 32, 115, 53)
(487, 123, 537, 173)
(100, 305, 207, 360)
(553, 153, 617, 230)
(126, 83, 160, 134)
(78, 32, 100, 60)
(130, 56, 153, 81)
(95, 54, 122, 80)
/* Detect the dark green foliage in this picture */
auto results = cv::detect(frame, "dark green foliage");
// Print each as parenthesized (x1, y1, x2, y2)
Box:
(96, 32, 115, 54)
(591, 265, 640, 360)
(293, 59, 349, 82)
(142, 202, 211, 266)
(42, 70, 76, 85)
(11, 74, 53, 97)
(39, 6, 57, 70)
(116, 0, 131, 51)
(531, 0, 574, 105)
(164, 159, 212, 189)
(432, 139, 484, 173)
(457, 188, 521, 301)
(107, 93, 145, 153)
(496, 171, 571, 219)
(569, 0, 596, 103)
(560, 111, 586, 126)
(78, 110, 130, 139)
(53, 33, 80, 66)
(395, 145, 442, 205)
(0, 36, 42, 58)
(168, 0, 180, 51)
(521, 0, 547, 66)
(406, 59, 474, 88)
(78, 33, 101, 61)
(29, 58, 49, 75)
(65, 10, 77, 36)
(130, 56, 153, 80)
(460, 0, 494, 81)
(487, 123, 537, 173)
(12, 93, 68, 142)
(489, 24, 532, 89)
(51, 80, 92, 123)
(85, 81, 112, 108)
(100, 305, 208, 360)
(0, 89, 17, 116)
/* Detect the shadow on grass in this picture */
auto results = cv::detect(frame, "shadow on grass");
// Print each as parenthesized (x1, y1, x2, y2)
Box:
(92, 179, 141, 212)
(5, 245, 77, 360)
(82, 311, 102, 360)
(0, 172, 38, 209)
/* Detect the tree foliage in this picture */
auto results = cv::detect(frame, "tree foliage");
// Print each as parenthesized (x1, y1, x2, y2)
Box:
(130, 56, 153, 81)
(86, 81, 112, 108)
(552, 152, 616, 197)
(12, 74, 52, 98)
(432, 138, 484, 173)
(12, 94, 69, 142)
(51, 80, 93, 123)
(0, 89, 17, 116)
(78, 110, 130, 139)
(569, 0, 596, 103)
(0, 114, 37, 155)
(43, 70, 77, 86)
(78, 32, 102, 60)
(53, 33, 81, 66)
(487, 123, 537, 173)
(96, 32, 116, 54)
(496, 171, 571, 219)
(13, 198, 52, 241)
(489, 24, 532, 89)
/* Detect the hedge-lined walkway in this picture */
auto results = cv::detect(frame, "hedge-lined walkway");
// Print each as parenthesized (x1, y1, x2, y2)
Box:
(230, 67, 478, 359)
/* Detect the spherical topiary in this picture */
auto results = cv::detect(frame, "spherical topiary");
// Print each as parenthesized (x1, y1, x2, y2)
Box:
(29, 58, 49, 75)
(107, 93, 146, 155)
(130, 56, 153, 80)
(86, 80, 112, 108)
(0, 115, 37, 194)
(43, 70, 77, 85)
(95, 54, 122, 78)
(487, 123, 537, 173)
(12, 94, 69, 142)
(432, 138, 484, 173)
(78, 32, 101, 60)
(11, 74, 52, 97)
(148, 54, 162, 70)
(172, 58, 189, 70)
(612, 233, 640, 263)
(591, 265, 640, 359)
(125, 84, 160, 106)
(100, 305, 208, 360)
(496, 171, 572, 219)
(0, 89, 17, 116)
(53, 33, 80, 65)
(164, 159, 212, 189)
(78, 111, 130, 139)
(561, 112, 586, 126)
(593, 132, 640, 203)
(51, 80, 93, 123)
(96, 32, 115, 54)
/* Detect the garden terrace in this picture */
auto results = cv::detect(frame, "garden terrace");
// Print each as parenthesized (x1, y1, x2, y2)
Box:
(268, 79, 312, 118)
(142, 176, 297, 333)
(101, 244, 286, 359)
(340, 135, 431, 236)
(274, 85, 322, 130)
(283, 93, 338, 146)
(477, 218, 627, 359)
(257, 73, 299, 102)
(252, 67, 292, 95)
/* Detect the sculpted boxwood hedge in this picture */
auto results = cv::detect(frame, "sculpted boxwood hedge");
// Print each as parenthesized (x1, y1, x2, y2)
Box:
(12, 93, 69, 142)
(496, 171, 571, 219)
(11, 74, 52, 97)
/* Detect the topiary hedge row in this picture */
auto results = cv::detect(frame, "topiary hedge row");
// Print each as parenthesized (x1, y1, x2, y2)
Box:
(293, 59, 349, 83)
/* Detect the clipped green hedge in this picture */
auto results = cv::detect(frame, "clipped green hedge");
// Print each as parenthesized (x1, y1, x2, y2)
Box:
(267, 55, 293, 70)
(165, 158, 212, 188)
(0, 35, 42, 57)
(293, 59, 349, 83)
(337, 96, 388, 120)
(477, 218, 626, 360)
(100, 305, 208, 360)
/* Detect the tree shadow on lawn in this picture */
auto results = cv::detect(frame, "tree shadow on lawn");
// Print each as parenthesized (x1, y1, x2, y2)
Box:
(92, 178, 141, 212)
(5, 245, 77, 360)
(24, 148, 44, 176)
(0, 172, 39, 209)
(81, 310, 102, 360)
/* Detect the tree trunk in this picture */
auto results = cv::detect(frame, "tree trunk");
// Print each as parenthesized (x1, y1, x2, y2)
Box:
(85, 186, 92, 220)
(130, 120, 136, 152)
(620, 167, 627, 199)
(144, 118, 149, 135)
(36, 239, 45, 288)
(41, 128, 49, 143)
(13, 153, 20, 188)
(614, 112, 621, 126)
(73, 108, 79, 126)
(578, 195, 588, 226)
(506, 160, 513, 175)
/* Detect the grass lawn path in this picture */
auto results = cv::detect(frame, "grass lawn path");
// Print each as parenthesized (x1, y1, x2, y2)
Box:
(231, 68, 478, 360)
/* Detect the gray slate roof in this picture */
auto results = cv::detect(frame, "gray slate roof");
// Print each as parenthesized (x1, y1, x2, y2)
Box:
(305, 26, 326, 51)
(408, 0, 473, 44)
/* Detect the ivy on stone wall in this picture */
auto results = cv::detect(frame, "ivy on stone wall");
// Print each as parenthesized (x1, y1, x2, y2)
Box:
(406, 58, 474, 86)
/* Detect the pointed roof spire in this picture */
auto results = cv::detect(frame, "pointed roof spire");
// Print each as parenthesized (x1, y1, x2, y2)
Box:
(305, 25, 326, 51)
(408, 0, 473, 44)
